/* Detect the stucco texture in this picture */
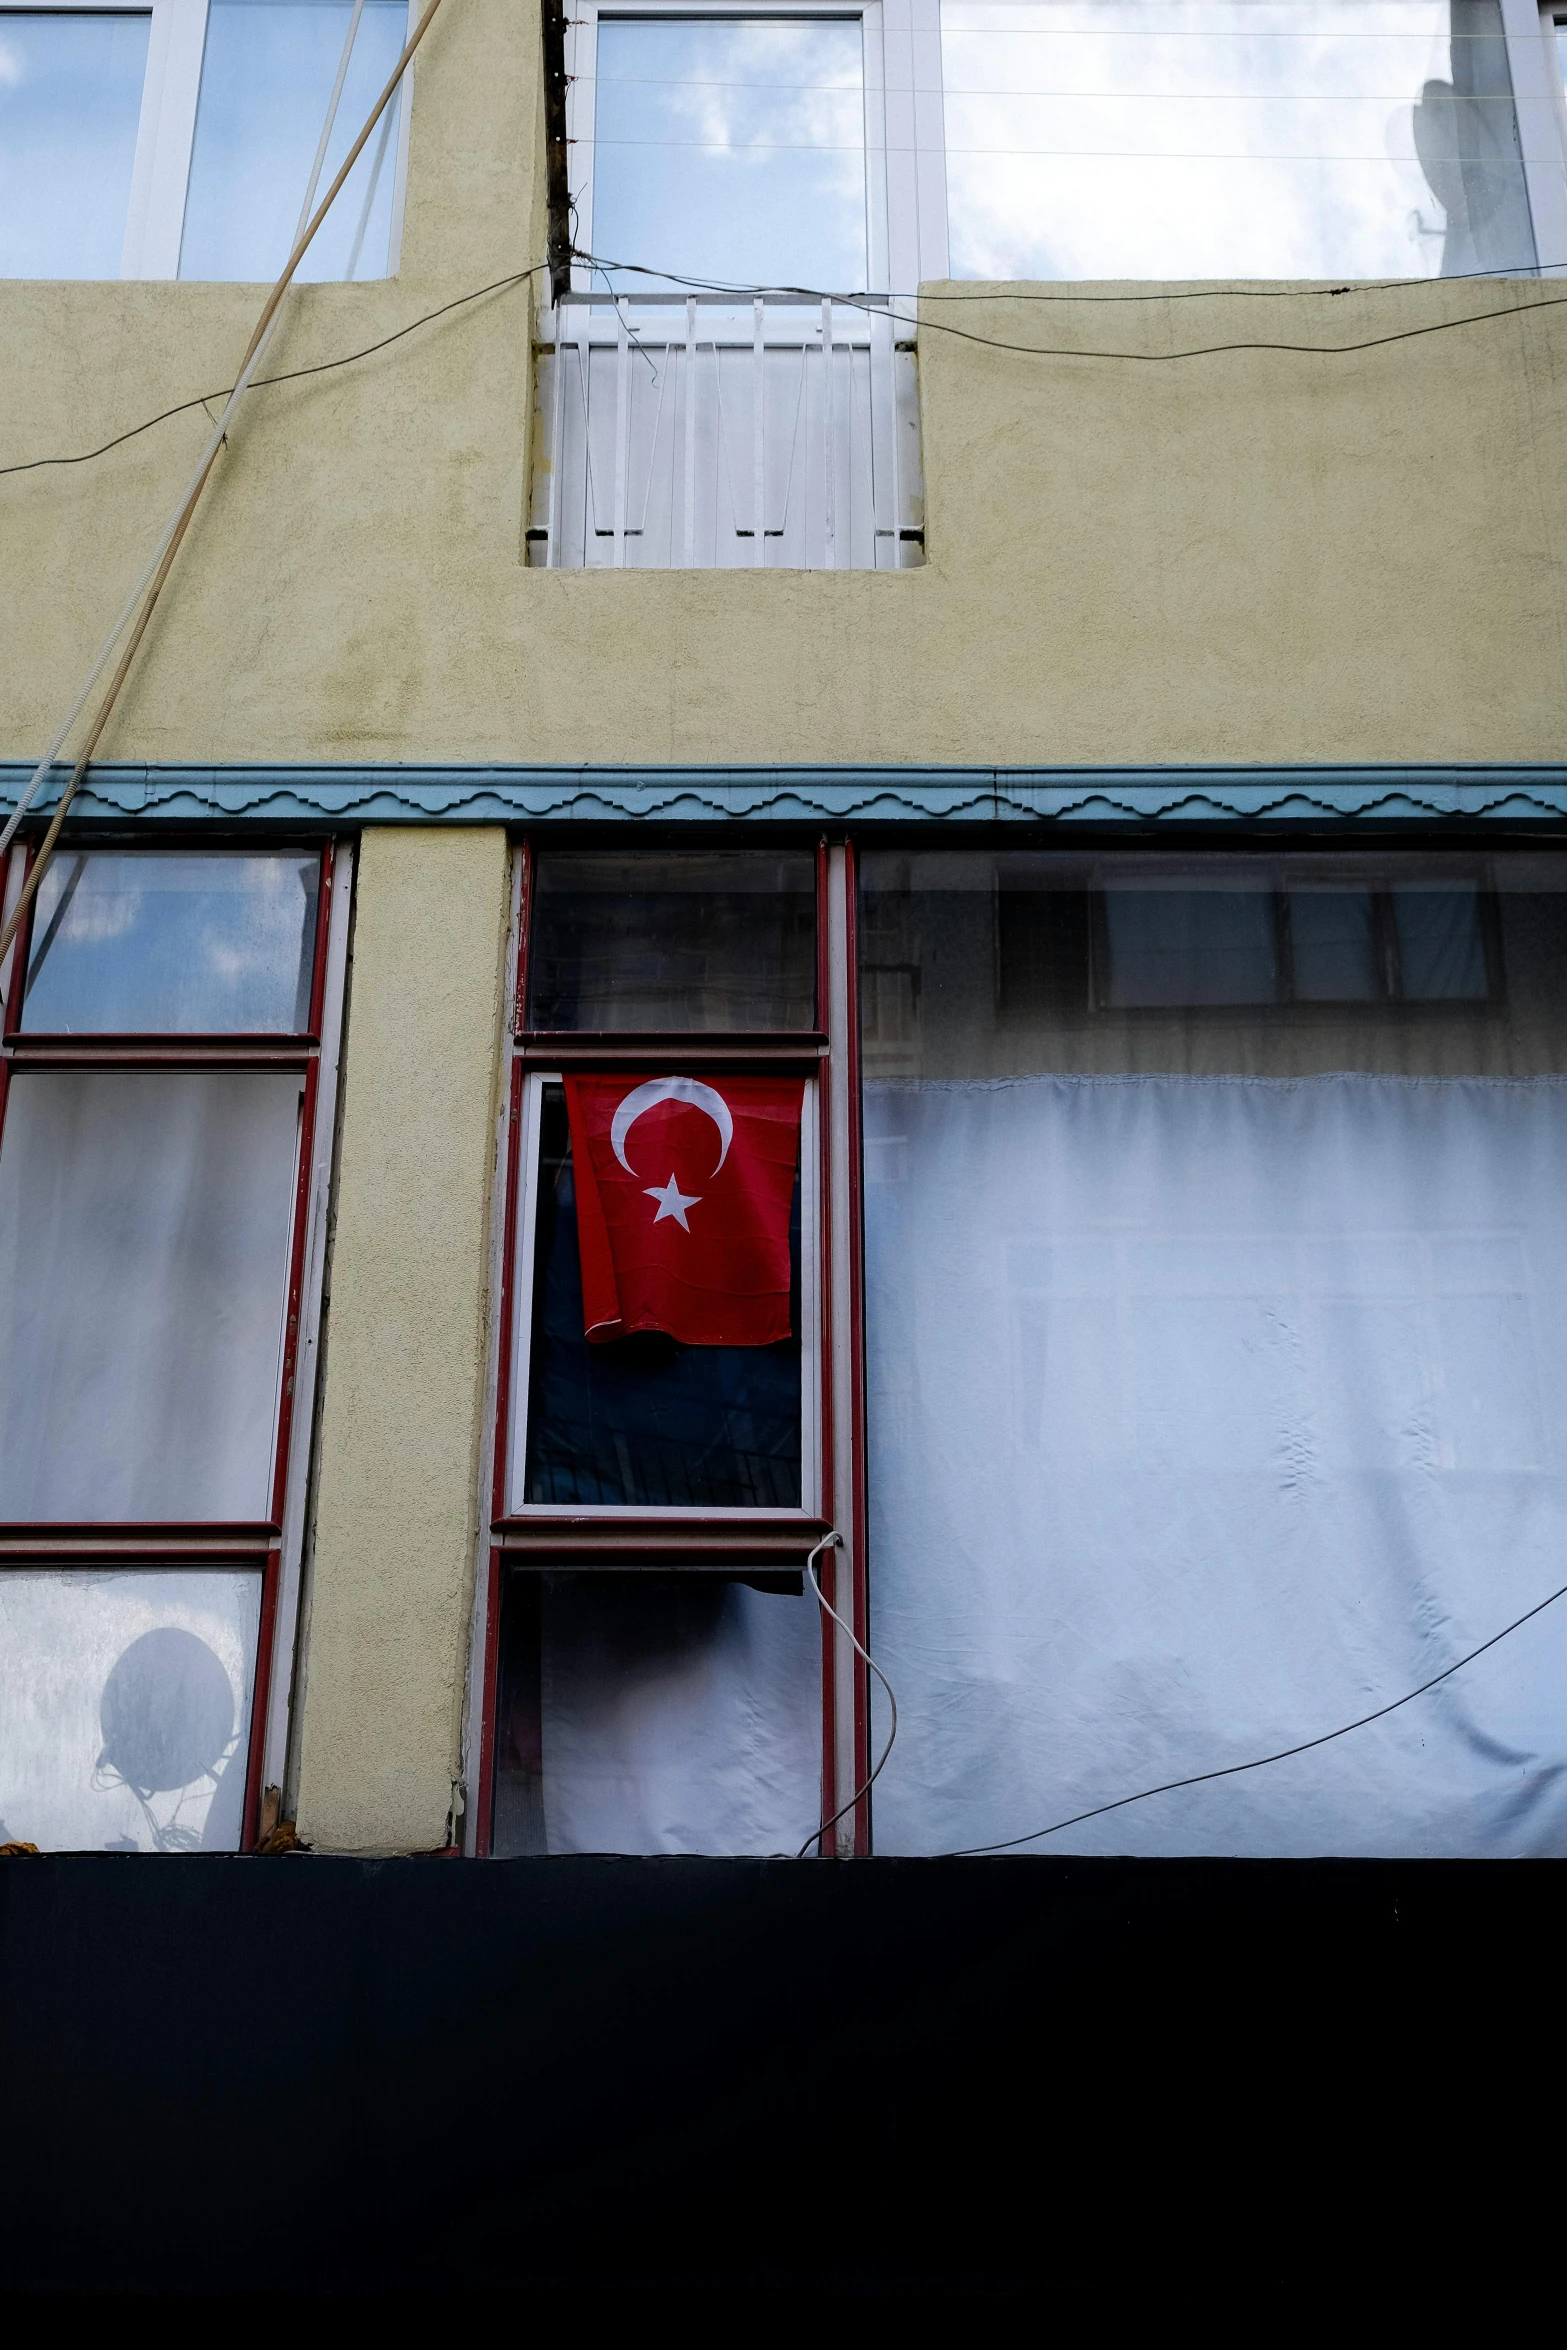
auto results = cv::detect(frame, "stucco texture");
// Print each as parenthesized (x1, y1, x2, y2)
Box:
(4, 0, 1567, 769)
(294, 826, 510, 1853)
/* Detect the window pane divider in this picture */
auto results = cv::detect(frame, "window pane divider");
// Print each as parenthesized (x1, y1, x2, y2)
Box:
(516, 1032, 827, 1070)
(2, 1036, 318, 1069)
(0, 1523, 281, 1559)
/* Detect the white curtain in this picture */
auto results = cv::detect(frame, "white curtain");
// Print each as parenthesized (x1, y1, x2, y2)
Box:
(863, 1075, 1567, 1856)
(0, 1073, 301, 1520)
(540, 1576, 821, 1855)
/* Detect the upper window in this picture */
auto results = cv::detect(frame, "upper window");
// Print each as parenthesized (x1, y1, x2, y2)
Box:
(556, 0, 1567, 292)
(525, 851, 819, 1031)
(0, 10, 151, 278)
(0, 0, 409, 282)
(587, 15, 872, 294)
(941, 0, 1538, 281)
(19, 850, 321, 1032)
(541, 3, 924, 571)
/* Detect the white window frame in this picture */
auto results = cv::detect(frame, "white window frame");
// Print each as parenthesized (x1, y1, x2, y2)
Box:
(5, 0, 413, 281)
(560, 0, 947, 327)
(560, 0, 1567, 305)
(1531, 0, 1567, 270)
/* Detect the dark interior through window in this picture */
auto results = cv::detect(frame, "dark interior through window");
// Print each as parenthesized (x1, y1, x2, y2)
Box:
(527, 850, 817, 1032)
(522, 1085, 803, 1508)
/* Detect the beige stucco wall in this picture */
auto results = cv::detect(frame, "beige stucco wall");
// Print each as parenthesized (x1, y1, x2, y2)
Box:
(4, 0, 1567, 770)
(293, 826, 510, 1853)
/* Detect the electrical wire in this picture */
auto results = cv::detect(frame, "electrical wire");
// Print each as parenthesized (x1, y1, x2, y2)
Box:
(5, 250, 1561, 490)
(0, 270, 544, 483)
(580, 250, 1567, 363)
(0, 0, 453, 964)
(942, 1572, 1567, 1858)
(799, 1532, 898, 1859)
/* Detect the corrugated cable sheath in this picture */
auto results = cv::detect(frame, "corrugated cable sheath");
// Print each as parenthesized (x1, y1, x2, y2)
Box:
(0, 0, 451, 969)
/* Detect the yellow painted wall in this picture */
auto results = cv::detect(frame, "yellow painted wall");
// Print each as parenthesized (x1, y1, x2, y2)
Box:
(293, 826, 510, 1853)
(4, 0, 1567, 771)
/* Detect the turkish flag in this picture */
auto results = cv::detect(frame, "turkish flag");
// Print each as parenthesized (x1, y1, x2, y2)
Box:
(563, 1074, 803, 1346)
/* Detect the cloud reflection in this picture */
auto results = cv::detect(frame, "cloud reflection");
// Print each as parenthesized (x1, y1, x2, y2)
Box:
(942, 0, 1535, 279)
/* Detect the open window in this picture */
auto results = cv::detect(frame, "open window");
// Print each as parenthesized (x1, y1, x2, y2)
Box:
(0, 0, 411, 281)
(0, 839, 350, 1851)
(475, 842, 871, 1858)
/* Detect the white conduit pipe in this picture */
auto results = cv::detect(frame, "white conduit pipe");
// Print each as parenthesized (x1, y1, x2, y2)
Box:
(0, 0, 450, 963)
(296, 0, 368, 246)
(799, 1531, 898, 1858)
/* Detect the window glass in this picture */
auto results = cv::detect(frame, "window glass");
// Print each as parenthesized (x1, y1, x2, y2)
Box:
(1102, 878, 1279, 1006)
(527, 851, 816, 1031)
(860, 851, 1514, 1078)
(1392, 878, 1489, 997)
(0, 1569, 261, 1851)
(490, 1568, 820, 1855)
(0, 1072, 301, 1519)
(180, 0, 406, 282)
(590, 17, 869, 292)
(941, 0, 1535, 281)
(1288, 885, 1378, 999)
(0, 11, 149, 279)
(20, 851, 319, 1033)
(515, 1086, 802, 1508)
(858, 849, 1567, 1857)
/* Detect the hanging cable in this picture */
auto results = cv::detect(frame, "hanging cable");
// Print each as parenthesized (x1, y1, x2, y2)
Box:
(941, 1572, 1567, 1858)
(799, 1532, 898, 1860)
(575, 250, 1567, 366)
(0, 270, 543, 483)
(9, 252, 1565, 489)
(0, 0, 453, 966)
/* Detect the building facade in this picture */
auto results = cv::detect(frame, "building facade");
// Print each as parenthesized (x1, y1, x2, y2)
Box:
(7, 0, 1567, 1875)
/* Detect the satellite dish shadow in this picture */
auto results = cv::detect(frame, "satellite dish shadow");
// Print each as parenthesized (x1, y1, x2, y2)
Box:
(98, 1627, 235, 1800)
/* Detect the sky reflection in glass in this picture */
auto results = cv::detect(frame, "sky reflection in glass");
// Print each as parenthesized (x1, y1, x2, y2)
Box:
(180, 0, 406, 281)
(591, 18, 869, 292)
(21, 852, 320, 1033)
(942, 0, 1535, 280)
(0, 11, 149, 278)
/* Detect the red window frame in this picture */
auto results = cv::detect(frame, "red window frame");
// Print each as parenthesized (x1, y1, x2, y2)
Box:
(0, 834, 342, 1851)
(472, 835, 872, 1856)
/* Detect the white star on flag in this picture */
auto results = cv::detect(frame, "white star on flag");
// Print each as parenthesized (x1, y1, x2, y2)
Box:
(644, 1173, 700, 1231)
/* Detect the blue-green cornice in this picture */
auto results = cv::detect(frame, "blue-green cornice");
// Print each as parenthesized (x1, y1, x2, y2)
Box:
(5, 763, 1567, 825)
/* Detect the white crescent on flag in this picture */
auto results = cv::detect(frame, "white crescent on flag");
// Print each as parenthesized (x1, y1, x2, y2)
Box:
(610, 1076, 734, 1178)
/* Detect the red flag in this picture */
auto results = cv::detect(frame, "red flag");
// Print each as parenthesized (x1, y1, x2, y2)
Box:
(563, 1075, 803, 1346)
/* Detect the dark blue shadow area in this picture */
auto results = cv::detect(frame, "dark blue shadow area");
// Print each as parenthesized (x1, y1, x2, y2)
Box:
(2, 1854, 1562, 2294)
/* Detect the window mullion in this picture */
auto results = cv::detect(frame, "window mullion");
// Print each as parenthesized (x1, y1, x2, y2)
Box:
(824, 840, 870, 1853)
(123, 0, 210, 279)
(1507, 0, 1567, 275)
(265, 838, 355, 1820)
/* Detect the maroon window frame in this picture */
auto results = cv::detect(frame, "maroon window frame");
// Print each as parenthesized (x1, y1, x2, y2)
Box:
(476, 836, 872, 1856)
(0, 835, 338, 1851)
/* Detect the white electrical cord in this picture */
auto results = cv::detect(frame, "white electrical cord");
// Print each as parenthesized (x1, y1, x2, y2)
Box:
(296, 0, 368, 245)
(799, 1531, 898, 1859)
